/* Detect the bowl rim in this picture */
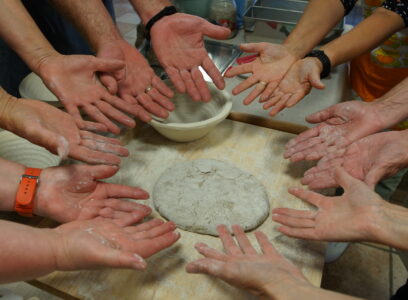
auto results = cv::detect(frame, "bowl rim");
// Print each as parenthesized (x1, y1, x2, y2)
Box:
(149, 85, 232, 130)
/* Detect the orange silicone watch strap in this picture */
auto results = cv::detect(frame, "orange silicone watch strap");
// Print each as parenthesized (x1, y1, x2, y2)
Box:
(15, 168, 42, 217)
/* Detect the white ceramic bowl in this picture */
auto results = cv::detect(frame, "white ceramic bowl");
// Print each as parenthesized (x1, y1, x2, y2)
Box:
(0, 131, 61, 168)
(150, 82, 232, 142)
(19, 72, 61, 107)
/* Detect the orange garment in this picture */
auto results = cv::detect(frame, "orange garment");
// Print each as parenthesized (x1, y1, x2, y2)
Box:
(350, 52, 408, 102)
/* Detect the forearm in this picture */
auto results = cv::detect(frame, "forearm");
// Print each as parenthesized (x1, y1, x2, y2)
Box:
(282, 0, 345, 59)
(128, 0, 171, 24)
(48, 0, 122, 52)
(0, 0, 58, 74)
(0, 156, 26, 211)
(0, 220, 57, 283)
(371, 77, 408, 129)
(321, 7, 405, 67)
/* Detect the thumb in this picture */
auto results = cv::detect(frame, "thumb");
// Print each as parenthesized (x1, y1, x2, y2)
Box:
(240, 43, 267, 54)
(99, 73, 118, 95)
(186, 258, 224, 277)
(81, 164, 119, 180)
(91, 57, 125, 73)
(309, 71, 325, 90)
(305, 105, 335, 123)
(334, 167, 361, 190)
(97, 249, 147, 270)
(201, 21, 231, 39)
(365, 167, 386, 189)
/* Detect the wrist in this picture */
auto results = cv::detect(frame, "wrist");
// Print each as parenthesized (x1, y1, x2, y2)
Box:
(372, 98, 408, 130)
(135, 0, 172, 25)
(0, 161, 26, 211)
(281, 42, 304, 61)
(30, 48, 60, 76)
(0, 89, 19, 131)
(260, 276, 312, 300)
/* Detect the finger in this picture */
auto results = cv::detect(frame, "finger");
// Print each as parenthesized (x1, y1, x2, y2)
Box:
(95, 248, 147, 270)
(80, 164, 119, 179)
(65, 104, 87, 129)
(268, 96, 290, 116)
(70, 146, 121, 165)
(99, 73, 118, 95)
(80, 138, 129, 157)
(166, 67, 186, 93)
(137, 93, 169, 118)
(285, 125, 321, 149)
(242, 82, 266, 105)
(99, 182, 150, 200)
(365, 167, 385, 188)
(134, 231, 181, 258)
(240, 43, 267, 54)
(91, 57, 125, 73)
(231, 225, 257, 255)
(286, 90, 307, 107)
(194, 243, 229, 261)
(254, 231, 279, 255)
(152, 76, 174, 99)
(80, 121, 109, 132)
(272, 214, 316, 228)
(180, 69, 201, 101)
(94, 99, 136, 128)
(334, 167, 361, 190)
(262, 92, 283, 109)
(82, 105, 120, 134)
(201, 21, 231, 40)
(186, 258, 225, 277)
(288, 187, 324, 207)
(202, 57, 225, 90)
(115, 94, 152, 123)
(272, 207, 317, 219)
(104, 198, 151, 213)
(124, 218, 165, 233)
(132, 221, 177, 240)
(99, 208, 148, 226)
(191, 67, 212, 102)
(232, 76, 258, 95)
(305, 106, 335, 124)
(278, 226, 318, 240)
(148, 88, 174, 112)
(217, 225, 242, 255)
(259, 81, 279, 102)
(284, 136, 322, 159)
(224, 63, 252, 77)
(79, 130, 122, 145)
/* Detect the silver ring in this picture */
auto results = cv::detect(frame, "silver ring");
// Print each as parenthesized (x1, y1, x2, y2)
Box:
(258, 81, 267, 86)
(145, 85, 153, 93)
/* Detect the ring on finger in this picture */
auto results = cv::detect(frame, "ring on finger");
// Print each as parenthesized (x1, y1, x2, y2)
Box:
(258, 81, 267, 86)
(145, 85, 153, 93)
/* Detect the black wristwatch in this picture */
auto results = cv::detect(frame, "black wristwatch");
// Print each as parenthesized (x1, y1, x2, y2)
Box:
(305, 50, 331, 79)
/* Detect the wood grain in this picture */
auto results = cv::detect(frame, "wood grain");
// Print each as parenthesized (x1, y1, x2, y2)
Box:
(35, 120, 325, 300)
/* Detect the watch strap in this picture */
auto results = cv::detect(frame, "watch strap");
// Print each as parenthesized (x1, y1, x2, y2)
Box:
(305, 50, 331, 79)
(15, 168, 42, 217)
(145, 6, 178, 40)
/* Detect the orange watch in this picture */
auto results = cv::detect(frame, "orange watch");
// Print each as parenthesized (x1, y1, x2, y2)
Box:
(14, 168, 42, 217)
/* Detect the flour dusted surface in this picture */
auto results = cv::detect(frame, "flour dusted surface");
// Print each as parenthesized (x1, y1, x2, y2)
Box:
(153, 159, 270, 236)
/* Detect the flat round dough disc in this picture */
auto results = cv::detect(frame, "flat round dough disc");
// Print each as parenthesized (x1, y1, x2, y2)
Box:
(153, 159, 270, 236)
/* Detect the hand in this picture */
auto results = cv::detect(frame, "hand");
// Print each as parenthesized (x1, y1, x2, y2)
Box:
(273, 168, 388, 242)
(301, 130, 408, 189)
(97, 39, 175, 122)
(261, 57, 324, 116)
(6, 98, 128, 165)
(186, 225, 308, 298)
(52, 218, 180, 271)
(284, 100, 385, 162)
(224, 43, 298, 105)
(150, 13, 231, 102)
(37, 53, 137, 134)
(35, 164, 151, 225)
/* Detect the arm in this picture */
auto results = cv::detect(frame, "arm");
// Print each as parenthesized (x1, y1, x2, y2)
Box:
(48, 0, 174, 121)
(0, 218, 180, 283)
(187, 225, 361, 300)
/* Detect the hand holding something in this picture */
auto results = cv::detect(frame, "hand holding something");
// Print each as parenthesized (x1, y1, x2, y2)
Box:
(273, 168, 387, 242)
(151, 13, 230, 102)
(301, 130, 408, 189)
(52, 218, 180, 271)
(284, 101, 385, 162)
(186, 224, 308, 297)
(38, 53, 137, 134)
(35, 164, 151, 225)
(97, 39, 174, 122)
(224, 43, 298, 105)
(262, 57, 324, 116)
(5, 98, 129, 165)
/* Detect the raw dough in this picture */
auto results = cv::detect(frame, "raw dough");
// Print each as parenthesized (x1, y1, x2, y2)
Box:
(153, 159, 270, 236)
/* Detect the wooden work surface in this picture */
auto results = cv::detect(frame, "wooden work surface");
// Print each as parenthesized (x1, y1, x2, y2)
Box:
(33, 119, 325, 300)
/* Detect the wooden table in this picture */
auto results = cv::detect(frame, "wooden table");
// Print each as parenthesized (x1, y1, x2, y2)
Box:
(31, 118, 325, 300)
